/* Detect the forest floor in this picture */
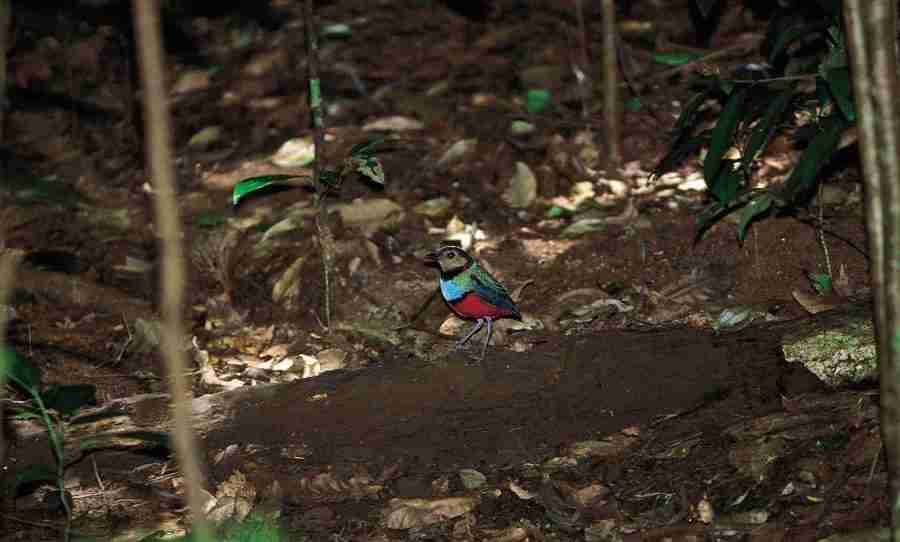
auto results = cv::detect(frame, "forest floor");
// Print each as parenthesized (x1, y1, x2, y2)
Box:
(0, 0, 884, 540)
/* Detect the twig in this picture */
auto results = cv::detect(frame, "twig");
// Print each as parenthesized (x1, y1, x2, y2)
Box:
(729, 73, 819, 84)
(114, 313, 133, 363)
(792, 211, 870, 260)
(643, 35, 763, 84)
(91, 456, 112, 514)
(869, 443, 883, 486)
(130, 1, 210, 539)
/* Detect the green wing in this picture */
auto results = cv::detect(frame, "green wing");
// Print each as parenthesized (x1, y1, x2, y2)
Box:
(470, 265, 520, 317)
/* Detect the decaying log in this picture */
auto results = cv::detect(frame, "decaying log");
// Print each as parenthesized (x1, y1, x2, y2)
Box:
(5, 302, 875, 481)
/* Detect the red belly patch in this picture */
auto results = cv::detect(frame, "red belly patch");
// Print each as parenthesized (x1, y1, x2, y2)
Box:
(450, 292, 515, 320)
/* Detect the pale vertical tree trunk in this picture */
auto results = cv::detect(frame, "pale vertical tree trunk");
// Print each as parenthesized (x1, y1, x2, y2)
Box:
(600, 0, 621, 169)
(131, 1, 210, 539)
(843, 1, 900, 537)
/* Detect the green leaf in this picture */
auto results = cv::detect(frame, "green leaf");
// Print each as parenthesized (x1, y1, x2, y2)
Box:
(824, 67, 854, 121)
(807, 271, 833, 295)
(718, 79, 735, 96)
(818, 25, 853, 121)
(319, 169, 342, 190)
(232, 175, 306, 206)
(814, 76, 833, 113)
(821, 26, 848, 70)
(525, 89, 551, 113)
(309, 79, 322, 113)
(737, 193, 774, 240)
(695, 201, 729, 237)
(350, 137, 384, 159)
(11, 409, 41, 421)
(673, 90, 712, 137)
(546, 205, 565, 218)
(14, 464, 58, 491)
(652, 51, 703, 66)
(780, 113, 849, 202)
(624, 97, 642, 112)
(709, 165, 742, 204)
(41, 384, 97, 417)
(743, 86, 794, 164)
(653, 90, 714, 177)
(320, 23, 352, 38)
(345, 156, 386, 186)
(1, 346, 42, 393)
(704, 87, 748, 184)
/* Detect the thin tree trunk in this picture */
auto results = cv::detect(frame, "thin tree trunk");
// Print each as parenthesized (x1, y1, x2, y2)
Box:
(842, 1, 900, 537)
(600, 0, 621, 169)
(130, 1, 210, 538)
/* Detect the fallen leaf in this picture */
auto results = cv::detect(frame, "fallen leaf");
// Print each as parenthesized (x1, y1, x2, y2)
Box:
(363, 116, 424, 131)
(383, 497, 478, 530)
(502, 162, 538, 208)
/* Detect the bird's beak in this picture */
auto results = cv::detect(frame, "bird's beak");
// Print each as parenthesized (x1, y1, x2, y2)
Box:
(423, 251, 439, 267)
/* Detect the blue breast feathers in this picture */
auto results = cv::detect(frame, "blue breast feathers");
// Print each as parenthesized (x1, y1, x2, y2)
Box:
(439, 278, 465, 302)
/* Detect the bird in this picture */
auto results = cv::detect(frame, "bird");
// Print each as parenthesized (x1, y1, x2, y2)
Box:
(424, 245, 521, 361)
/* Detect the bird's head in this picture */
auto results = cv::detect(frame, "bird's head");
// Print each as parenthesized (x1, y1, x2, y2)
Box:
(424, 245, 472, 275)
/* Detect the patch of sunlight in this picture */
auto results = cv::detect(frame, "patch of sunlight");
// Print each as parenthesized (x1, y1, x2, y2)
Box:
(521, 239, 577, 264)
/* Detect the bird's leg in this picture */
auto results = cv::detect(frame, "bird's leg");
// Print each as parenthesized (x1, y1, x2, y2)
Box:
(478, 318, 493, 361)
(456, 318, 485, 350)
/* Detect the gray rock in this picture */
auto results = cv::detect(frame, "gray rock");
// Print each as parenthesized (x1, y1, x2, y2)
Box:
(782, 317, 877, 387)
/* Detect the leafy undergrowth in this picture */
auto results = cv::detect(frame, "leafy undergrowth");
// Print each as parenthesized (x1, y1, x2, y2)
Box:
(0, 0, 883, 540)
